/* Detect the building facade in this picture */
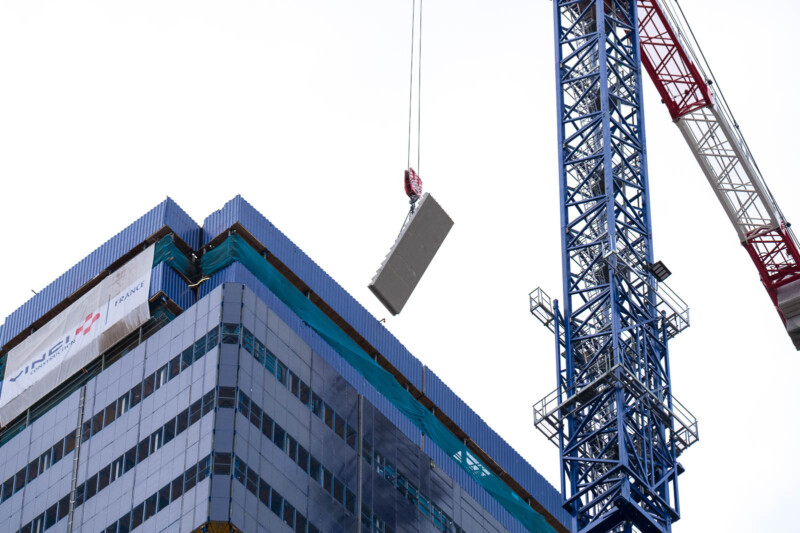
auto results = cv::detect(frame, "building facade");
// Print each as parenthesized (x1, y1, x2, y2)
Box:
(0, 197, 570, 533)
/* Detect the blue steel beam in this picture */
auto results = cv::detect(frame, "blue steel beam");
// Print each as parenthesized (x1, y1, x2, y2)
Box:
(553, 1, 681, 532)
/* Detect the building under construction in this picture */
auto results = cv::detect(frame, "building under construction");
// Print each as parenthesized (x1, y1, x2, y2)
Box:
(0, 197, 568, 533)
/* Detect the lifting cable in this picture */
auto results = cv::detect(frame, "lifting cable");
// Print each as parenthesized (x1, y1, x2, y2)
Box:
(402, 0, 423, 220)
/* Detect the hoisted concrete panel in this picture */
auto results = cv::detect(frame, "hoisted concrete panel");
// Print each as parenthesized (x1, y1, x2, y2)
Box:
(369, 193, 453, 315)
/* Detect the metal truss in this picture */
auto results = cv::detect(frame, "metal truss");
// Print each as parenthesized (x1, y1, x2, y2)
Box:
(538, 1, 698, 531)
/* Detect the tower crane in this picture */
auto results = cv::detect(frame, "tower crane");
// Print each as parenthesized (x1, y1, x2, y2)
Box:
(527, 0, 799, 531)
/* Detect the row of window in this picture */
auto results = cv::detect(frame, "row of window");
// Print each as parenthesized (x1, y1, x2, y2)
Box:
(0, 324, 221, 505)
(100, 453, 213, 533)
(237, 324, 359, 448)
(15, 389, 218, 533)
(235, 324, 465, 533)
(368, 447, 463, 533)
(236, 391, 359, 517)
(226, 453, 322, 533)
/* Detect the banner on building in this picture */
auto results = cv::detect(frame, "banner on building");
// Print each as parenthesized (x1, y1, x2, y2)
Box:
(0, 246, 155, 425)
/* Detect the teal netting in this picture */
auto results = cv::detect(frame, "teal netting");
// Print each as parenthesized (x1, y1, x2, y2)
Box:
(153, 234, 196, 279)
(201, 235, 556, 533)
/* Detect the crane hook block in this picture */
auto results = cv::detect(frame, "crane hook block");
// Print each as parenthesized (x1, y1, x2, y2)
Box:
(404, 168, 423, 202)
(369, 192, 453, 315)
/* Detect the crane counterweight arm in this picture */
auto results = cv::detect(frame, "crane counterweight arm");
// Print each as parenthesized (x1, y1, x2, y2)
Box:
(637, 0, 800, 349)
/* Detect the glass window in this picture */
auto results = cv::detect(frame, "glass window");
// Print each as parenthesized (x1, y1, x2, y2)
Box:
(246, 468, 258, 495)
(242, 328, 254, 354)
(311, 393, 323, 417)
(333, 477, 344, 504)
(219, 387, 235, 409)
(206, 325, 219, 350)
(297, 445, 309, 472)
(283, 501, 295, 528)
(276, 361, 288, 386)
(117, 394, 129, 417)
(324, 406, 334, 429)
(26, 458, 38, 483)
(345, 488, 355, 513)
(104, 403, 116, 426)
(130, 383, 142, 407)
(163, 418, 176, 445)
(295, 512, 307, 533)
(258, 479, 271, 506)
(111, 457, 124, 482)
(222, 323, 240, 344)
(118, 512, 131, 533)
(138, 439, 150, 464)
(203, 390, 216, 414)
(142, 374, 155, 399)
(288, 371, 300, 396)
(237, 392, 250, 418)
(168, 355, 181, 380)
(249, 403, 262, 429)
(213, 453, 231, 476)
(189, 399, 202, 424)
(233, 458, 246, 483)
(155, 365, 168, 389)
(124, 448, 137, 473)
(322, 468, 333, 493)
(273, 423, 286, 451)
(270, 490, 283, 517)
(254, 339, 266, 365)
(57, 495, 70, 521)
(287, 436, 298, 462)
(81, 420, 92, 443)
(176, 409, 189, 433)
(362, 439, 372, 464)
(144, 494, 157, 520)
(181, 347, 194, 370)
(264, 350, 276, 375)
(131, 502, 144, 529)
(194, 336, 207, 360)
(150, 429, 162, 454)
(53, 439, 64, 463)
(85, 473, 98, 499)
(92, 411, 104, 434)
(98, 465, 111, 491)
(309, 457, 321, 483)
(157, 485, 171, 511)
(38, 450, 50, 474)
(14, 468, 26, 493)
(261, 412, 274, 439)
(346, 424, 357, 449)
(334, 413, 345, 439)
(171, 475, 183, 501)
(184, 464, 197, 492)
(299, 382, 310, 405)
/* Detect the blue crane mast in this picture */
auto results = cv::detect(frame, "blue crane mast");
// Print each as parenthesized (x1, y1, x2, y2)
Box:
(531, 1, 698, 532)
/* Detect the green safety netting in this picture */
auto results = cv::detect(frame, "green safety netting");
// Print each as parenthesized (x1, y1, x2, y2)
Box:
(153, 234, 196, 279)
(196, 235, 556, 533)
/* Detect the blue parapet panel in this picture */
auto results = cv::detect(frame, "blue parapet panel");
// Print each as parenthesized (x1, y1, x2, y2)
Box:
(202, 195, 425, 391)
(0, 198, 200, 347)
(425, 369, 568, 525)
(149, 262, 194, 311)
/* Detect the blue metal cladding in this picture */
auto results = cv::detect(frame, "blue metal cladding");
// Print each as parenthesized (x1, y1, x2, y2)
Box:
(0, 198, 200, 347)
(202, 195, 425, 390)
(149, 262, 195, 311)
(553, 1, 679, 532)
(425, 369, 568, 525)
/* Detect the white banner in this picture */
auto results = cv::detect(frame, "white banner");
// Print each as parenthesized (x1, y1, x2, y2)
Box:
(0, 245, 155, 425)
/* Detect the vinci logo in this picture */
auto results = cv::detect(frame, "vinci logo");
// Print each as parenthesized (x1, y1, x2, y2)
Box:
(76, 313, 101, 336)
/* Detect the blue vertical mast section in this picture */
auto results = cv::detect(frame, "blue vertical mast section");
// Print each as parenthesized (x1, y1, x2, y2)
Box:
(533, 1, 698, 532)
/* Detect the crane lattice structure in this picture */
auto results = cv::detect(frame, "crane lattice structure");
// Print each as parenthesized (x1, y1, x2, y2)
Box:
(532, 1, 698, 532)
(533, 0, 800, 531)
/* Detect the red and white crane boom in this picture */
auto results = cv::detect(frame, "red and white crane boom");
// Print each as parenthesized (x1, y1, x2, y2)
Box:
(638, 0, 800, 349)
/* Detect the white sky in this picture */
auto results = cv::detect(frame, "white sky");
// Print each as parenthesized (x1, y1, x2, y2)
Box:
(1, 1, 798, 532)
